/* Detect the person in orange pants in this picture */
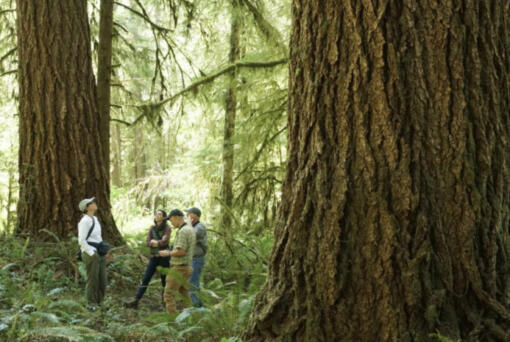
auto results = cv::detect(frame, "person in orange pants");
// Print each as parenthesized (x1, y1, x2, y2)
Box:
(158, 209, 196, 314)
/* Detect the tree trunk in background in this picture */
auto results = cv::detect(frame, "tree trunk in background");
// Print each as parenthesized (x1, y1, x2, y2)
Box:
(97, 0, 114, 188)
(134, 124, 146, 180)
(220, 0, 240, 233)
(244, 1, 510, 341)
(15, 0, 123, 245)
(5, 158, 15, 233)
(111, 123, 122, 187)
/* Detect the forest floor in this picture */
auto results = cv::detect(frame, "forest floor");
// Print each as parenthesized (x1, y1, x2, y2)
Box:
(0, 232, 268, 341)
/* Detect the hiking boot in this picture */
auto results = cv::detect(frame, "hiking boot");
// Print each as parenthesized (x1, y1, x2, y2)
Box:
(124, 298, 139, 309)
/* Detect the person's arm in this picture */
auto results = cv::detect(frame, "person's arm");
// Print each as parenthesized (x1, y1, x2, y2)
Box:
(160, 228, 186, 257)
(157, 226, 173, 257)
(157, 226, 171, 247)
(146, 226, 153, 247)
(78, 218, 96, 256)
(159, 246, 186, 257)
(195, 223, 206, 240)
(170, 247, 186, 257)
(158, 249, 170, 257)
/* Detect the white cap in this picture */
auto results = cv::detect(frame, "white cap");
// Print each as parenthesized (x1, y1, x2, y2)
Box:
(78, 197, 96, 212)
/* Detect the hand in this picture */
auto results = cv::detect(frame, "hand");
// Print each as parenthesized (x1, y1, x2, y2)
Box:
(150, 239, 158, 247)
(158, 250, 170, 257)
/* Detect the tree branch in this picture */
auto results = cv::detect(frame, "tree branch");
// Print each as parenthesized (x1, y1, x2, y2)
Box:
(240, 0, 287, 53)
(152, 58, 287, 107)
(114, 1, 171, 32)
(0, 69, 16, 77)
(113, 26, 136, 52)
(113, 21, 129, 33)
(0, 9, 15, 16)
(110, 118, 132, 126)
(208, 228, 267, 265)
(234, 124, 287, 182)
(0, 47, 16, 63)
(126, 58, 288, 126)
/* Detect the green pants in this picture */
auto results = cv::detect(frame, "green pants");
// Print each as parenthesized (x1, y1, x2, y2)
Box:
(83, 253, 106, 304)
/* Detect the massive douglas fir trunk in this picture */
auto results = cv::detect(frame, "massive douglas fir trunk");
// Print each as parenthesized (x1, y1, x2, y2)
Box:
(16, 0, 123, 244)
(244, 1, 510, 341)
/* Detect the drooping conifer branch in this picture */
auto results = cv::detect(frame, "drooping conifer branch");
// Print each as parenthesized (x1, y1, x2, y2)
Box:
(126, 58, 288, 126)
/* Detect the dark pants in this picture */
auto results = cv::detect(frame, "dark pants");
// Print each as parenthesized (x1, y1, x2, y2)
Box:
(190, 256, 205, 307)
(83, 253, 106, 304)
(135, 256, 170, 300)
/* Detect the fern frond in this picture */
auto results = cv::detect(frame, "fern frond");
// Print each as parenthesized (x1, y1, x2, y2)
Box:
(21, 326, 113, 341)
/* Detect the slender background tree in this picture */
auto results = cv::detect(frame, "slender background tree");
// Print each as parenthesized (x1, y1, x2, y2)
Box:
(220, 0, 241, 234)
(243, 1, 510, 341)
(97, 0, 114, 189)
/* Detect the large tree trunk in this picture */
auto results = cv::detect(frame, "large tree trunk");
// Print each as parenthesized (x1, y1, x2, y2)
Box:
(15, 0, 123, 245)
(243, 1, 510, 341)
(220, 0, 241, 233)
(97, 0, 114, 187)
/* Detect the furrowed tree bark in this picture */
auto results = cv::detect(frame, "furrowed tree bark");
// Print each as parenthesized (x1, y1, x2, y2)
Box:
(15, 0, 123, 245)
(220, 0, 241, 233)
(243, 1, 510, 341)
(97, 0, 114, 187)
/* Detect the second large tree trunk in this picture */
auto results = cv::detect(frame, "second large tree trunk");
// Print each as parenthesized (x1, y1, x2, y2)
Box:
(16, 0, 123, 245)
(244, 1, 510, 341)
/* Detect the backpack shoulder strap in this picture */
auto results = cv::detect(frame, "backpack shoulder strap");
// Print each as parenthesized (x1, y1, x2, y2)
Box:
(85, 217, 95, 241)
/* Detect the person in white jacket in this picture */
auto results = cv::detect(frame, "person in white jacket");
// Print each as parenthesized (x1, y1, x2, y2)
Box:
(78, 197, 106, 306)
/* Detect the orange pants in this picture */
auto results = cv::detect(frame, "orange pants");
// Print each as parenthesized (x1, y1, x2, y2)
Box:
(164, 265, 193, 314)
